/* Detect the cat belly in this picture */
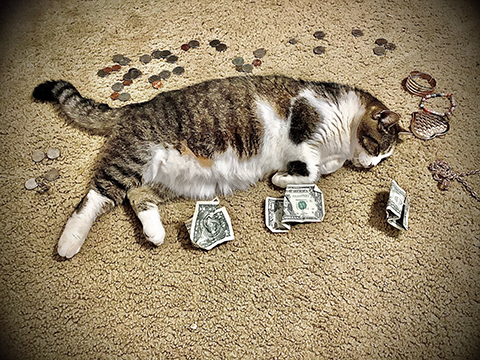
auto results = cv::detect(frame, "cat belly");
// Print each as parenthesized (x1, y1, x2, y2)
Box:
(142, 145, 275, 199)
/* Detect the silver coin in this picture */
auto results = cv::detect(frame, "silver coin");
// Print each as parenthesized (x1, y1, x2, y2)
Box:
(288, 38, 297, 45)
(112, 82, 124, 92)
(232, 57, 244, 66)
(253, 48, 266, 58)
(25, 178, 38, 190)
(314, 31, 326, 39)
(242, 64, 253, 73)
(313, 46, 325, 55)
(123, 72, 133, 81)
(118, 57, 131, 66)
(32, 150, 45, 162)
(46, 148, 61, 160)
(373, 46, 386, 56)
(112, 54, 124, 63)
(216, 43, 227, 52)
(351, 29, 364, 37)
(97, 69, 108, 78)
(375, 38, 388, 46)
(152, 50, 162, 59)
(140, 54, 152, 64)
(188, 40, 200, 48)
(159, 50, 172, 58)
(209, 39, 221, 47)
(149, 75, 161, 83)
(159, 70, 171, 79)
(45, 168, 60, 182)
(172, 66, 185, 75)
(128, 68, 142, 79)
(385, 42, 396, 51)
(118, 93, 130, 102)
(166, 54, 178, 63)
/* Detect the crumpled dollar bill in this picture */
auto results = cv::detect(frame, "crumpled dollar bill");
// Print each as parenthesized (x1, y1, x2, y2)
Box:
(386, 180, 410, 231)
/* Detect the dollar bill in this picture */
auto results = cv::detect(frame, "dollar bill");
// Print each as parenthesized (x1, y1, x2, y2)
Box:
(265, 197, 291, 233)
(186, 198, 234, 250)
(282, 184, 325, 223)
(386, 180, 410, 231)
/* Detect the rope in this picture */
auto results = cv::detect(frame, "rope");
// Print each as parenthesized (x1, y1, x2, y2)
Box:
(428, 160, 480, 202)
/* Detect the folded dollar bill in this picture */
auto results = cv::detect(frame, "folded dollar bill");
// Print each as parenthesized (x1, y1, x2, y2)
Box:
(386, 180, 410, 231)
(265, 197, 291, 233)
(185, 198, 234, 250)
(282, 184, 325, 223)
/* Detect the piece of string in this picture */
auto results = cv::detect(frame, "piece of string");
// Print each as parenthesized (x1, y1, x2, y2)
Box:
(428, 160, 480, 202)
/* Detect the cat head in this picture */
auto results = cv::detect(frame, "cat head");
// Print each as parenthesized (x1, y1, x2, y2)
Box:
(352, 101, 402, 169)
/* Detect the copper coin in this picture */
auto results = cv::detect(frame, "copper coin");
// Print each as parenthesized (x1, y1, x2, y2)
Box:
(188, 40, 200, 48)
(375, 38, 388, 46)
(216, 43, 227, 52)
(313, 46, 325, 55)
(385, 42, 396, 50)
(373, 46, 386, 56)
(140, 54, 152, 64)
(252, 59, 262, 67)
(314, 31, 326, 39)
(123, 80, 133, 86)
(181, 43, 190, 51)
(110, 92, 120, 100)
(209, 39, 221, 47)
(253, 48, 266, 58)
(112, 64, 122, 71)
(172, 66, 185, 75)
(351, 29, 363, 37)
(152, 80, 162, 89)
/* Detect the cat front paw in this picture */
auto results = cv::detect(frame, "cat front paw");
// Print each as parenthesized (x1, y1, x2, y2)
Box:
(143, 224, 166, 246)
(272, 172, 290, 188)
(58, 230, 86, 258)
(137, 205, 165, 246)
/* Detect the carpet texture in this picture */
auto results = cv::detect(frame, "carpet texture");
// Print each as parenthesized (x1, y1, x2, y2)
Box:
(1, 0, 479, 359)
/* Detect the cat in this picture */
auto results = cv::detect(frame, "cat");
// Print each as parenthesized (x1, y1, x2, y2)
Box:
(32, 75, 401, 258)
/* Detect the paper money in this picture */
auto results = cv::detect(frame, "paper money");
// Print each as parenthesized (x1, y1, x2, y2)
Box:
(282, 184, 325, 223)
(265, 197, 291, 233)
(186, 198, 234, 250)
(386, 180, 410, 231)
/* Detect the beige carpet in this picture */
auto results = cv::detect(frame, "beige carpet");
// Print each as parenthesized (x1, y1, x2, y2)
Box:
(1, 0, 479, 358)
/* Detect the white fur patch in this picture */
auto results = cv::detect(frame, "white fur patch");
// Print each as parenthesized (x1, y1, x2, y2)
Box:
(58, 189, 113, 258)
(136, 203, 165, 246)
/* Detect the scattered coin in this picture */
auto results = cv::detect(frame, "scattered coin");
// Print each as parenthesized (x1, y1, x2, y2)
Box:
(25, 178, 38, 190)
(166, 54, 178, 63)
(128, 68, 142, 79)
(375, 38, 388, 46)
(46, 148, 60, 160)
(151, 50, 163, 59)
(110, 92, 120, 100)
(385, 42, 396, 50)
(148, 74, 161, 83)
(252, 59, 262, 67)
(232, 57, 244, 66)
(216, 43, 228, 52)
(313, 46, 326, 55)
(188, 40, 200, 48)
(288, 38, 297, 45)
(97, 69, 108, 78)
(140, 54, 152, 64)
(44, 168, 60, 182)
(172, 66, 185, 75)
(123, 72, 133, 81)
(112, 54, 124, 63)
(112, 82, 124, 92)
(32, 150, 45, 163)
(118, 92, 130, 102)
(103, 67, 113, 74)
(209, 39, 221, 47)
(152, 80, 162, 89)
(112, 64, 122, 72)
(373, 46, 386, 56)
(118, 57, 131, 66)
(242, 64, 253, 73)
(159, 70, 171, 80)
(351, 29, 364, 37)
(253, 48, 266, 58)
(181, 43, 190, 51)
(314, 30, 326, 39)
(123, 80, 133, 86)
(158, 50, 172, 59)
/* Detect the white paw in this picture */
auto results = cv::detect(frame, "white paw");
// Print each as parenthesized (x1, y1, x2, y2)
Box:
(58, 230, 86, 258)
(144, 225, 166, 246)
(137, 204, 165, 246)
(272, 172, 293, 188)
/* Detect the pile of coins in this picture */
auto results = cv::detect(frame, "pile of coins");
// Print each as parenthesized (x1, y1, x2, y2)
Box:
(373, 38, 396, 56)
(232, 48, 266, 73)
(25, 148, 61, 192)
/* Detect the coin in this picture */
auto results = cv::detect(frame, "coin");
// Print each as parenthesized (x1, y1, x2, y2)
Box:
(112, 82, 124, 92)
(252, 59, 262, 67)
(123, 80, 133, 86)
(166, 54, 178, 63)
(32, 150, 45, 162)
(46, 148, 60, 160)
(25, 178, 38, 190)
(123, 72, 133, 81)
(314, 30, 326, 39)
(172, 66, 185, 75)
(216, 43, 227, 52)
(151, 50, 163, 59)
(152, 80, 162, 89)
(181, 43, 190, 51)
(97, 69, 108, 78)
(35, 177, 49, 193)
(110, 92, 120, 100)
(103, 67, 113, 74)
(188, 40, 200, 48)
(112, 64, 122, 71)
(209, 39, 221, 47)
(130, 68, 142, 79)
(118, 92, 130, 102)
(112, 54, 124, 63)
(385, 42, 396, 50)
(313, 46, 325, 55)
(118, 57, 131, 66)
(232, 57, 244, 66)
(140, 54, 152, 64)
(242, 64, 253, 73)
(159, 50, 172, 58)
(375, 38, 388, 46)
(373, 46, 386, 56)
(159, 70, 171, 79)
(351, 29, 364, 37)
(253, 48, 266, 58)
(45, 168, 60, 181)
(288, 38, 297, 44)
(148, 75, 161, 83)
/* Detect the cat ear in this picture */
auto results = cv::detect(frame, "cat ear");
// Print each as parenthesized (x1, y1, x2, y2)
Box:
(373, 110, 401, 127)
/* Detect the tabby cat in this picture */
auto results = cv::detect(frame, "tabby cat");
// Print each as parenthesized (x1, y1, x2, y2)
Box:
(32, 75, 401, 258)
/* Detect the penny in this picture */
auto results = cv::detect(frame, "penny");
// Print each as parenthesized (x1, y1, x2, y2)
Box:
(103, 67, 113, 74)
(351, 29, 364, 37)
(159, 70, 171, 79)
(242, 64, 253, 73)
(44, 168, 60, 182)
(110, 92, 120, 100)
(152, 80, 162, 89)
(148, 75, 161, 83)
(32, 150, 45, 162)
(385, 42, 396, 50)
(313, 46, 326, 55)
(288, 38, 297, 45)
(172, 66, 185, 75)
(209, 39, 221, 47)
(112, 82, 124, 92)
(166, 54, 178, 63)
(375, 38, 388, 46)
(97, 69, 108, 78)
(112, 54, 124, 63)
(373, 46, 386, 56)
(140, 54, 152, 64)
(123, 80, 133, 86)
(314, 30, 326, 39)
(118, 57, 131, 66)
(216, 43, 227, 52)
(118, 92, 130, 102)
(232, 57, 244, 66)
(112, 64, 122, 71)
(25, 178, 38, 190)
(252, 59, 262, 67)
(253, 48, 266, 58)
(46, 148, 60, 160)
(181, 43, 190, 51)
(158, 50, 172, 59)
(188, 40, 200, 48)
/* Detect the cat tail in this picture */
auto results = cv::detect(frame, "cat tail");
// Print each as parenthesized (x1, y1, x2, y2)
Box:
(32, 80, 118, 135)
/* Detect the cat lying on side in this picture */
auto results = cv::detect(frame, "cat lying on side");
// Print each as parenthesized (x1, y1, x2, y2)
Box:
(32, 75, 401, 258)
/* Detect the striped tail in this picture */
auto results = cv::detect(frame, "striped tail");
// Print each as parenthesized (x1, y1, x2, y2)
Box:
(32, 80, 118, 135)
